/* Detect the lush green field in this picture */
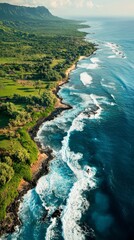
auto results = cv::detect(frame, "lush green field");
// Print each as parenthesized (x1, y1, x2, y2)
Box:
(0, 7, 96, 224)
(0, 78, 50, 97)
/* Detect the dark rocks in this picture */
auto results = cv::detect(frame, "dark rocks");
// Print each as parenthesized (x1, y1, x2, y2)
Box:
(0, 203, 21, 236)
(40, 210, 48, 222)
(51, 208, 63, 218)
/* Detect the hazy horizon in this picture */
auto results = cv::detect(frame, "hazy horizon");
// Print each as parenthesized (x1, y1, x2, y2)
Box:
(0, 0, 134, 18)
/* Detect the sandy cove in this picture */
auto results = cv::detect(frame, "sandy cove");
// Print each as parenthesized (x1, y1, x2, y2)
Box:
(0, 55, 86, 237)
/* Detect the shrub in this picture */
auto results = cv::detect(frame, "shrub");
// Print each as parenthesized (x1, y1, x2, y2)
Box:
(0, 163, 14, 187)
(18, 129, 38, 164)
(4, 156, 13, 166)
(13, 148, 30, 163)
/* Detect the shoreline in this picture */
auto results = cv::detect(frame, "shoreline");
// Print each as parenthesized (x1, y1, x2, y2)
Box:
(0, 55, 87, 237)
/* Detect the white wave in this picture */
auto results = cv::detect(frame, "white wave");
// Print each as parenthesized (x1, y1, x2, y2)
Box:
(101, 79, 116, 90)
(111, 94, 116, 101)
(61, 167, 96, 240)
(72, 93, 104, 120)
(46, 218, 57, 240)
(89, 94, 103, 119)
(90, 57, 100, 64)
(64, 111, 88, 133)
(73, 93, 91, 103)
(68, 85, 76, 90)
(87, 63, 98, 69)
(77, 57, 100, 70)
(60, 112, 89, 176)
(105, 42, 126, 59)
(37, 109, 71, 140)
(107, 55, 116, 59)
(36, 171, 67, 215)
(101, 82, 116, 90)
(60, 112, 96, 240)
(110, 102, 116, 106)
(19, 190, 43, 221)
(6, 190, 45, 240)
(77, 63, 98, 69)
(80, 72, 93, 86)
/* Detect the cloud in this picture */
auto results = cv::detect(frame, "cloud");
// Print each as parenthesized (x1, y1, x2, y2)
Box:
(50, 0, 71, 8)
(75, 0, 94, 9)
(76, 0, 84, 8)
(86, 0, 94, 8)
(0, 0, 94, 9)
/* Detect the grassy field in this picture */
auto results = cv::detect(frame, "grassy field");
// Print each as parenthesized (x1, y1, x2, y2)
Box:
(0, 78, 47, 97)
(50, 58, 64, 68)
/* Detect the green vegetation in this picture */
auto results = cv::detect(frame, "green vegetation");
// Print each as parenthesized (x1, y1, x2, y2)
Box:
(0, 3, 96, 223)
(0, 163, 14, 186)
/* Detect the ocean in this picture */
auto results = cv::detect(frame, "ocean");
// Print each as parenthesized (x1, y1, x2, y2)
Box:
(4, 17, 134, 240)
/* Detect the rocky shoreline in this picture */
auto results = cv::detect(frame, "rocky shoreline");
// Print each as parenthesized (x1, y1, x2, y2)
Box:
(0, 56, 86, 237)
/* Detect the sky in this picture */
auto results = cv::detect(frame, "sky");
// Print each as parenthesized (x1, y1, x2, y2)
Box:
(0, 0, 134, 17)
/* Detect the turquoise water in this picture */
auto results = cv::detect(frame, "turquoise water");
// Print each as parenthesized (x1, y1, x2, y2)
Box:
(5, 17, 134, 240)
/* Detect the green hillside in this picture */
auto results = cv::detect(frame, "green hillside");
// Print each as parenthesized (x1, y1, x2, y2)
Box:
(0, 3, 56, 21)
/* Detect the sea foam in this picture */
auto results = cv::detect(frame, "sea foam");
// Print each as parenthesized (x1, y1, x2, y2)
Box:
(90, 57, 100, 64)
(101, 79, 116, 90)
(105, 42, 126, 59)
(60, 112, 97, 240)
(80, 72, 93, 86)
(46, 218, 57, 240)
(78, 57, 100, 70)
(62, 167, 96, 240)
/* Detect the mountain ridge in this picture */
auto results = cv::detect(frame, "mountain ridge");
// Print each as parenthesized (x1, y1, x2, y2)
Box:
(0, 3, 58, 21)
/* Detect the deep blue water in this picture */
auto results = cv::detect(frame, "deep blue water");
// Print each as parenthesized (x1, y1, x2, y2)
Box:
(4, 18, 134, 240)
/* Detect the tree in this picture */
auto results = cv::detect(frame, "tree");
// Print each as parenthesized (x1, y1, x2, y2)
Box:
(34, 80, 42, 95)
(4, 156, 13, 166)
(0, 102, 17, 117)
(0, 163, 14, 187)
(13, 148, 30, 163)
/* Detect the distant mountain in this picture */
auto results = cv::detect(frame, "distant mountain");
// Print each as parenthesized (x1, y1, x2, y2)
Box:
(0, 3, 57, 21)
